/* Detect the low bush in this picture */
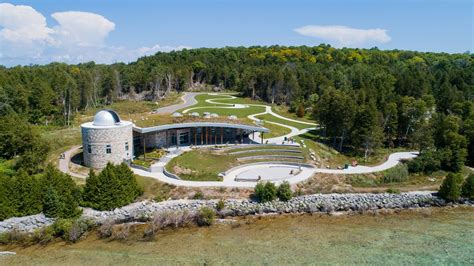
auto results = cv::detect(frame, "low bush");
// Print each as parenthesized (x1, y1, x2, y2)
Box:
(254, 182, 277, 202)
(50, 218, 94, 243)
(277, 181, 293, 201)
(144, 210, 196, 238)
(51, 219, 73, 239)
(438, 173, 464, 201)
(196, 207, 216, 226)
(382, 164, 409, 183)
(110, 224, 131, 241)
(98, 219, 115, 238)
(216, 199, 225, 211)
(32, 226, 54, 245)
(407, 151, 441, 174)
(386, 188, 401, 194)
(462, 174, 474, 199)
(192, 191, 204, 200)
(0, 229, 30, 245)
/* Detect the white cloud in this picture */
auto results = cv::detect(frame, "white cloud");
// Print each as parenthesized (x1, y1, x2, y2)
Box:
(295, 25, 391, 47)
(0, 3, 53, 44)
(0, 3, 189, 66)
(51, 11, 115, 47)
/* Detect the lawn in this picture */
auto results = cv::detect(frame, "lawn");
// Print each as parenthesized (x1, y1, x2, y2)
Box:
(165, 146, 304, 181)
(257, 121, 291, 138)
(255, 113, 314, 130)
(271, 104, 316, 124)
(294, 129, 410, 168)
(182, 105, 267, 119)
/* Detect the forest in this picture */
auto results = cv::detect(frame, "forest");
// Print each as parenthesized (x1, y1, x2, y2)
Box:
(0, 45, 473, 175)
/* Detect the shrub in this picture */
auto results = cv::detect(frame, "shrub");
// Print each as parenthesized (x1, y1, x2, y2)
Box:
(0, 229, 30, 245)
(277, 181, 293, 201)
(110, 224, 131, 241)
(296, 104, 305, 118)
(462, 174, 474, 199)
(407, 151, 445, 174)
(254, 182, 277, 202)
(32, 226, 54, 245)
(196, 207, 216, 226)
(98, 219, 115, 238)
(144, 210, 195, 238)
(67, 219, 94, 243)
(193, 191, 204, 200)
(51, 219, 73, 239)
(382, 164, 409, 183)
(438, 173, 464, 201)
(386, 188, 401, 194)
(216, 199, 225, 211)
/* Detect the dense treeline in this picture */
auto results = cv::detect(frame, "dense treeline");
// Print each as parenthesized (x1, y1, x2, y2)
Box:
(0, 45, 472, 169)
(0, 163, 142, 221)
(0, 165, 81, 220)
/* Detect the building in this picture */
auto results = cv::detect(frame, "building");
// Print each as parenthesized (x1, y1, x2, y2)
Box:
(81, 110, 269, 168)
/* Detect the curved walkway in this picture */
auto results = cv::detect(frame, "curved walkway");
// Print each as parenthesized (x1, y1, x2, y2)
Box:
(183, 93, 317, 144)
(130, 150, 419, 188)
(154, 92, 204, 114)
(59, 93, 419, 188)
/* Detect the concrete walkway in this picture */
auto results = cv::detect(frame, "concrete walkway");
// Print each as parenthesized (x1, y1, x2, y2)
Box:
(130, 150, 419, 188)
(154, 92, 204, 114)
(59, 92, 419, 188)
(58, 145, 87, 178)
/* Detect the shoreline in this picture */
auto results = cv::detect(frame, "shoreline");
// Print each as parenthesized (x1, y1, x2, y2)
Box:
(1, 192, 473, 234)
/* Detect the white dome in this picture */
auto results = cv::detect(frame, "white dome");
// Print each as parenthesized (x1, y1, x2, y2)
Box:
(93, 110, 120, 126)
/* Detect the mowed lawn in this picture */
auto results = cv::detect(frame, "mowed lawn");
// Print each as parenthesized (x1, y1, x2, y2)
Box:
(255, 113, 313, 130)
(166, 146, 303, 181)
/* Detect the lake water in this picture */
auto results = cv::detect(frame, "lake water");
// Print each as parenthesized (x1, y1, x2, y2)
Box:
(2, 207, 473, 265)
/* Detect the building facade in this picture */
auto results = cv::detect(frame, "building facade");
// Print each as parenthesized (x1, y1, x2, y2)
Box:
(81, 110, 269, 169)
(81, 110, 134, 169)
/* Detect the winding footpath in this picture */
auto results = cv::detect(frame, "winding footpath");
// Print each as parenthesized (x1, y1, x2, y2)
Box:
(59, 92, 419, 187)
(183, 93, 317, 144)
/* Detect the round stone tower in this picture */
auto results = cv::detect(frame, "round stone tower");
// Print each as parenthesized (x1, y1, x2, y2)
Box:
(81, 110, 133, 169)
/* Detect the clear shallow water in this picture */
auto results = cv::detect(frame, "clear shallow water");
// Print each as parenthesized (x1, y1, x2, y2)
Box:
(2, 207, 473, 265)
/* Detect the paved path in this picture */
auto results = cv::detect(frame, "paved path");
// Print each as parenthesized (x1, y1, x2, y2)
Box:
(183, 93, 317, 144)
(59, 92, 419, 188)
(154, 92, 203, 114)
(130, 150, 419, 188)
(58, 145, 87, 178)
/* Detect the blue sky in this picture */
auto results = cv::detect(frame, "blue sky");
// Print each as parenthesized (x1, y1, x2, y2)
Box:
(0, 0, 472, 66)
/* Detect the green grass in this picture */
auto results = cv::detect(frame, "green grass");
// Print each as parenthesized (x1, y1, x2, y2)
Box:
(182, 105, 266, 119)
(166, 147, 304, 181)
(295, 130, 410, 168)
(255, 113, 313, 130)
(271, 105, 316, 124)
(135, 175, 175, 201)
(226, 145, 300, 152)
(258, 122, 291, 138)
(166, 149, 231, 181)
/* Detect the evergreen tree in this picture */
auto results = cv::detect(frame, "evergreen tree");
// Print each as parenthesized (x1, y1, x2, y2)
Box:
(41, 165, 82, 218)
(438, 173, 464, 201)
(82, 163, 142, 211)
(461, 174, 474, 199)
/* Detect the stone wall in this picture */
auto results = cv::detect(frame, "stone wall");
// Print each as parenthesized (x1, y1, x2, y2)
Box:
(3, 192, 471, 233)
(82, 123, 133, 168)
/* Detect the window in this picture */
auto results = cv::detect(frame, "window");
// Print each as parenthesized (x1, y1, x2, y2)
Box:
(106, 144, 111, 154)
(125, 142, 129, 151)
(87, 145, 92, 154)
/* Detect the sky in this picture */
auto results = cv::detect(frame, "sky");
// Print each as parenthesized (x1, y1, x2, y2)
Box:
(0, 0, 472, 66)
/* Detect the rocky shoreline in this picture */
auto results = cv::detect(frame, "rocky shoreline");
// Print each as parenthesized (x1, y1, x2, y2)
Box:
(1, 192, 472, 233)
